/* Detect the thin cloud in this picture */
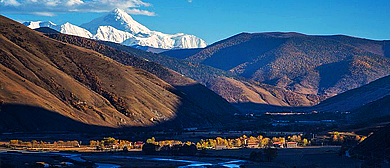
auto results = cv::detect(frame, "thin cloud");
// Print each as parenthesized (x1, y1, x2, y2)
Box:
(32, 12, 56, 17)
(188, 0, 193, 3)
(125, 8, 156, 16)
(0, 0, 156, 16)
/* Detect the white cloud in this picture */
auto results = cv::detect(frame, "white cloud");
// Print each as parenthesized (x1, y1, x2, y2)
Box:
(188, 0, 192, 3)
(1, 0, 20, 6)
(125, 8, 156, 16)
(46, 1, 59, 6)
(0, 0, 155, 16)
(32, 12, 56, 16)
(66, 0, 84, 6)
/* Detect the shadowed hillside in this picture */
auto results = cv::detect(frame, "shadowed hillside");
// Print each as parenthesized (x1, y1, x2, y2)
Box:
(352, 124, 390, 165)
(0, 15, 233, 132)
(314, 75, 390, 112)
(33, 27, 59, 34)
(0, 104, 112, 132)
(350, 95, 390, 124)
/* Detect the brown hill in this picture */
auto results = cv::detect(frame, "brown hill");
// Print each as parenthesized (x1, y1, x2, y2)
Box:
(44, 33, 194, 86)
(0, 15, 233, 132)
(207, 77, 321, 107)
(169, 32, 390, 98)
(43, 32, 240, 123)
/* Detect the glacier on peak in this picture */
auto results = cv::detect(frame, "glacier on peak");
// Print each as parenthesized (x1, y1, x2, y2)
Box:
(23, 8, 207, 49)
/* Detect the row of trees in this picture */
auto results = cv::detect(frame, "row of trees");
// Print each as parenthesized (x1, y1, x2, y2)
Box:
(195, 134, 310, 149)
(146, 137, 192, 147)
(328, 132, 368, 147)
(331, 131, 367, 143)
(89, 137, 142, 150)
(9, 140, 80, 148)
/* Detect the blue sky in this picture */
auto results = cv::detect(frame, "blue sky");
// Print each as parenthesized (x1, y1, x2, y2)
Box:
(1, 0, 390, 44)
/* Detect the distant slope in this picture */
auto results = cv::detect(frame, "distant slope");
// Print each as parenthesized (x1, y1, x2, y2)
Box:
(0, 15, 231, 132)
(97, 40, 237, 84)
(314, 75, 390, 112)
(162, 48, 204, 59)
(184, 32, 390, 98)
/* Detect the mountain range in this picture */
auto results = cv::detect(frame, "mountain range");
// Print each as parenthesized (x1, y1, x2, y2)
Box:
(164, 32, 390, 100)
(0, 15, 236, 132)
(23, 8, 207, 49)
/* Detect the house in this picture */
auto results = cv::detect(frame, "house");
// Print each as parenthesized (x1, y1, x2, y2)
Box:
(134, 141, 144, 149)
(247, 142, 259, 148)
(286, 142, 298, 148)
(272, 142, 284, 148)
(215, 145, 227, 150)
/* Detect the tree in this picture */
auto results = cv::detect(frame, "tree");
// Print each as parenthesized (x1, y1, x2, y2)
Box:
(196, 142, 202, 149)
(249, 136, 257, 143)
(32, 140, 38, 148)
(146, 137, 156, 144)
(360, 136, 367, 143)
(333, 134, 338, 142)
(355, 135, 361, 141)
(103, 137, 117, 147)
(260, 138, 270, 148)
(303, 139, 309, 146)
(233, 139, 242, 147)
(9, 140, 19, 146)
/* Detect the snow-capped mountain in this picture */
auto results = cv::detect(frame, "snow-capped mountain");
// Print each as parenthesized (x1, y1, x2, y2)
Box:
(24, 21, 92, 38)
(23, 21, 57, 29)
(23, 8, 207, 49)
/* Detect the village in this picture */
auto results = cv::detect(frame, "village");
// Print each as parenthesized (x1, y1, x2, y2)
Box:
(3, 131, 365, 152)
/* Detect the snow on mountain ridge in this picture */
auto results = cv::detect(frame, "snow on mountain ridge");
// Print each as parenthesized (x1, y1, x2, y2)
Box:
(23, 8, 207, 49)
